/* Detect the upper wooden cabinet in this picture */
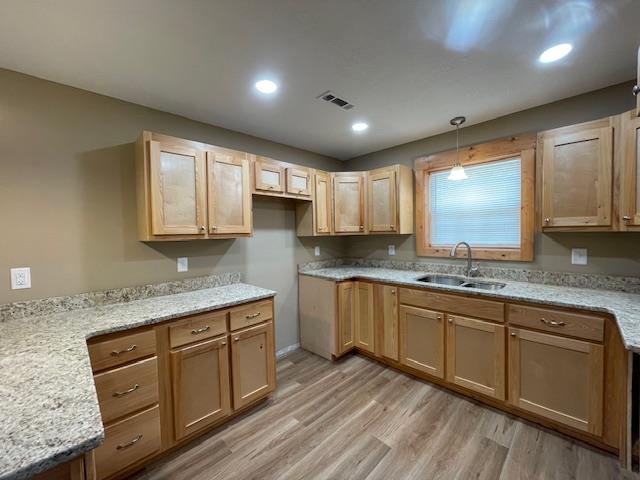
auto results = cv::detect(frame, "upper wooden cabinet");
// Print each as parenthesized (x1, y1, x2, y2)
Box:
(540, 118, 613, 230)
(313, 170, 332, 235)
(367, 165, 414, 234)
(286, 167, 311, 197)
(136, 132, 252, 241)
(207, 148, 252, 235)
(147, 140, 207, 237)
(333, 172, 366, 234)
(254, 156, 285, 193)
(620, 111, 640, 230)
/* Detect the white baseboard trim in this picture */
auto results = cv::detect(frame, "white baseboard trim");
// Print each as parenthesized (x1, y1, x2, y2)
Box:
(276, 343, 300, 359)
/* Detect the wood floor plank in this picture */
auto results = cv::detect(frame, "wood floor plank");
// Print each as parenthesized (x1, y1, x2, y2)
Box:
(129, 349, 638, 480)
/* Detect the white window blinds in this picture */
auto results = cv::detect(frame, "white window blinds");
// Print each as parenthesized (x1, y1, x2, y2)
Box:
(429, 158, 521, 247)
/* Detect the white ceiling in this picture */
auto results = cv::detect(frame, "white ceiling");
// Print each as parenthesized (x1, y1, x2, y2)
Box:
(1, 0, 639, 160)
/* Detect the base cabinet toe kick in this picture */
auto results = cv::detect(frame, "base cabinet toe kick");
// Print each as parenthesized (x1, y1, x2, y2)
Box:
(299, 275, 630, 465)
(70, 297, 276, 480)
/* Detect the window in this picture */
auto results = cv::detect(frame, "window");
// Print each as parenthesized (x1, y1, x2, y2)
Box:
(415, 135, 535, 261)
(430, 158, 521, 247)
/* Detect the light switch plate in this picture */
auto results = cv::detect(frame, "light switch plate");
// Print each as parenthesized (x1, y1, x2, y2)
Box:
(571, 248, 587, 266)
(10, 267, 31, 289)
(388, 245, 396, 256)
(314, 246, 321, 257)
(177, 257, 188, 272)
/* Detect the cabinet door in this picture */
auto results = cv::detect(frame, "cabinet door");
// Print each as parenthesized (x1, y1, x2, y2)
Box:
(314, 171, 332, 234)
(399, 305, 444, 378)
(446, 315, 505, 400)
(509, 327, 604, 435)
(336, 282, 355, 355)
(621, 112, 640, 229)
(170, 336, 231, 440)
(333, 174, 365, 233)
(541, 123, 613, 228)
(368, 167, 397, 233)
(354, 281, 374, 353)
(231, 321, 276, 409)
(207, 149, 252, 235)
(255, 158, 285, 193)
(148, 140, 206, 235)
(379, 285, 399, 361)
(286, 167, 311, 196)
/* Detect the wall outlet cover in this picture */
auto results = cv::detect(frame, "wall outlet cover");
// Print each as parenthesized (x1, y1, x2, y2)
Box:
(314, 246, 321, 257)
(177, 257, 188, 272)
(571, 248, 587, 266)
(388, 245, 396, 256)
(10, 267, 31, 289)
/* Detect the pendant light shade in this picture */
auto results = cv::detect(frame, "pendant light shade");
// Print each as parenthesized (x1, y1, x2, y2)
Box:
(448, 116, 467, 181)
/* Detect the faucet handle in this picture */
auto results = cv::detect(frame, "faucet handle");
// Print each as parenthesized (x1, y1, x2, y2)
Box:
(468, 264, 480, 277)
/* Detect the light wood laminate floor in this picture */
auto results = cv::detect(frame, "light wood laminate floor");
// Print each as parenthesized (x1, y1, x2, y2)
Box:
(130, 349, 637, 480)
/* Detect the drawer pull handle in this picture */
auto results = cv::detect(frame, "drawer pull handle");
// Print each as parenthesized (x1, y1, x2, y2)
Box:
(116, 434, 143, 450)
(191, 325, 211, 335)
(113, 384, 139, 397)
(246, 312, 261, 319)
(540, 318, 566, 327)
(234, 337, 240, 342)
(111, 345, 136, 357)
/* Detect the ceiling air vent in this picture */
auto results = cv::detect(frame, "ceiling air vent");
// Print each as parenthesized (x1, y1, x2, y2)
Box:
(316, 90, 355, 111)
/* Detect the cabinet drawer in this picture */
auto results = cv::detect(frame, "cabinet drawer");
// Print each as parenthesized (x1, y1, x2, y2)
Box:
(94, 405, 161, 480)
(169, 311, 228, 348)
(508, 304, 604, 342)
(94, 356, 159, 424)
(399, 288, 504, 322)
(88, 329, 156, 372)
(230, 299, 274, 331)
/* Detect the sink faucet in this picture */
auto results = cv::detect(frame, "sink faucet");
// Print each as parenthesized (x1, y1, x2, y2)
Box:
(450, 242, 479, 278)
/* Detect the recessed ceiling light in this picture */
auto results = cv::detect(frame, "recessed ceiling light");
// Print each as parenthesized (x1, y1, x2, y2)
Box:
(255, 79, 278, 94)
(352, 122, 369, 132)
(538, 43, 573, 63)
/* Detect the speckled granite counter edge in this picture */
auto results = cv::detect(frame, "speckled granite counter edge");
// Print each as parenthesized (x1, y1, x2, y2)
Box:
(299, 258, 640, 294)
(0, 271, 241, 323)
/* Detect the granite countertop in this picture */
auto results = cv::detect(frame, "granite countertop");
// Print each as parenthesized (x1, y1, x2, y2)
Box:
(300, 266, 640, 353)
(0, 283, 276, 480)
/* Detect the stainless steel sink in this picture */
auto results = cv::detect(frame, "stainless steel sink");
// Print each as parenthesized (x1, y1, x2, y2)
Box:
(461, 281, 506, 291)
(416, 275, 466, 286)
(416, 275, 506, 290)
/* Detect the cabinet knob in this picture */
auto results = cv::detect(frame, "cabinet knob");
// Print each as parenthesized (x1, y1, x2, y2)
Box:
(359, 225, 364, 230)
(211, 225, 218, 232)
(269, 185, 275, 189)
(623, 215, 632, 221)
(200, 225, 206, 231)
(448, 318, 453, 324)
(234, 337, 240, 342)
(511, 332, 517, 337)
(633, 85, 640, 96)
(221, 341, 227, 346)
(391, 289, 395, 294)
(544, 218, 550, 224)
(390, 225, 395, 229)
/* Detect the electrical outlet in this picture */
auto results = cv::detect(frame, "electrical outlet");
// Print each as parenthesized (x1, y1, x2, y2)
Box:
(10, 267, 31, 289)
(177, 257, 188, 272)
(314, 246, 321, 257)
(571, 248, 587, 266)
(388, 245, 396, 256)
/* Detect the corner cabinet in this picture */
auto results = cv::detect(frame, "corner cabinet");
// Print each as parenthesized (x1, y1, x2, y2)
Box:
(336, 281, 355, 355)
(540, 118, 613, 230)
(620, 111, 640, 230)
(354, 281, 374, 353)
(136, 131, 252, 241)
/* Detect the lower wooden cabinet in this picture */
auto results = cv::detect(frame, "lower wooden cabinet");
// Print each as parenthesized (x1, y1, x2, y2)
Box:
(508, 327, 604, 435)
(94, 405, 162, 480)
(378, 285, 399, 361)
(445, 315, 505, 401)
(170, 335, 231, 441)
(231, 321, 276, 409)
(399, 305, 444, 378)
(336, 282, 355, 355)
(354, 282, 374, 353)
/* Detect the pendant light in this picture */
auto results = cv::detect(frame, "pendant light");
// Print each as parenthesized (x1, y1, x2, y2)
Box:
(448, 116, 468, 181)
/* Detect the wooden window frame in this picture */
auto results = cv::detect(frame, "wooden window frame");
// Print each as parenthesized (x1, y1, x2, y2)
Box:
(414, 134, 536, 261)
